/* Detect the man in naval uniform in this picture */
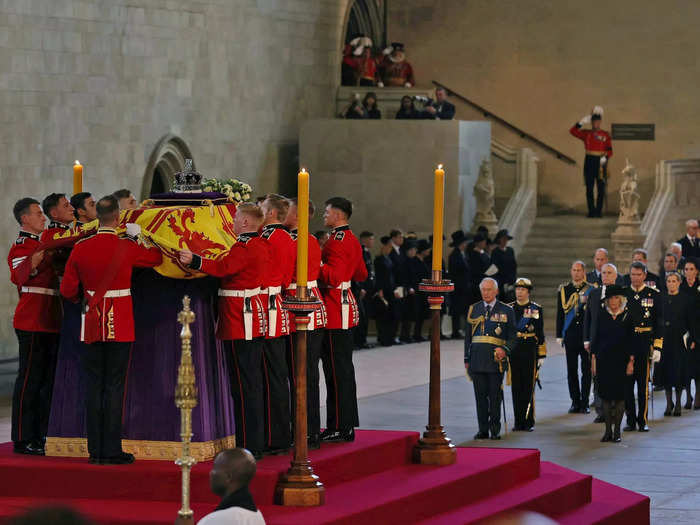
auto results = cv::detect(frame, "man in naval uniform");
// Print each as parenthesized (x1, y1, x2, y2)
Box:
(465, 277, 516, 440)
(508, 278, 546, 431)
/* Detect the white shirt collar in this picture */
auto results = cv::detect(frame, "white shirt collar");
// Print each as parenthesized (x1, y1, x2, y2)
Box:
(484, 299, 497, 309)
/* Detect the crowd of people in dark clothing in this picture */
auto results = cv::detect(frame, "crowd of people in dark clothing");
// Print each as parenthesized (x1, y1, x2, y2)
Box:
(340, 88, 456, 120)
(317, 226, 517, 349)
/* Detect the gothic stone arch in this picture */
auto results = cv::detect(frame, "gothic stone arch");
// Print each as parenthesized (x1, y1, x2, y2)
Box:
(141, 134, 194, 199)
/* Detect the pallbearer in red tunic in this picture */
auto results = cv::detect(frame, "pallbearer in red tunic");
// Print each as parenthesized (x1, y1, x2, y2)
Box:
(258, 194, 296, 454)
(40, 193, 75, 276)
(569, 106, 613, 218)
(318, 197, 368, 442)
(61, 195, 162, 465)
(179, 202, 268, 458)
(284, 198, 328, 449)
(7, 198, 62, 456)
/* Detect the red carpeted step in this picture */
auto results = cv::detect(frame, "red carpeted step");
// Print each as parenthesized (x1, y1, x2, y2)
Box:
(259, 447, 541, 525)
(0, 430, 418, 507)
(414, 462, 591, 524)
(0, 497, 217, 525)
(555, 478, 650, 525)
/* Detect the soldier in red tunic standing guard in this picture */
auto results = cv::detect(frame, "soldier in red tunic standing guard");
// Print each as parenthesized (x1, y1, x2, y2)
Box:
(61, 195, 162, 464)
(318, 197, 368, 442)
(569, 106, 614, 218)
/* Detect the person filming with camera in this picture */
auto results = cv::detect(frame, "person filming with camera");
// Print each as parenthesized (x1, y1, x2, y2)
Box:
(422, 87, 455, 120)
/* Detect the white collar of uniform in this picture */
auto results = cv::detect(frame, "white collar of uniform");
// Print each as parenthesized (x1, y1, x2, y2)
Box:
(483, 299, 497, 309)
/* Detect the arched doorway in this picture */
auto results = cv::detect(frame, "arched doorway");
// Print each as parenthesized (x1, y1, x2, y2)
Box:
(345, 0, 386, 49)
(141, 134, 194, 198)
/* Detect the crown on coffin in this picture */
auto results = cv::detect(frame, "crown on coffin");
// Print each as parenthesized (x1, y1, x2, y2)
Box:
(173, 159, 203, 193)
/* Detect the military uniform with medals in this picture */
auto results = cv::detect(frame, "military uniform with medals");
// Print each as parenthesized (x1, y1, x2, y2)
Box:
(624, 284, 663, 430)
(465, 299, 517, 438)
(509, 279, 546, 431)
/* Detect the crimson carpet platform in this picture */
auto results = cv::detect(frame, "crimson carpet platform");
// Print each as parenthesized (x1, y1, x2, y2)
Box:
(0, 430, 649, 524)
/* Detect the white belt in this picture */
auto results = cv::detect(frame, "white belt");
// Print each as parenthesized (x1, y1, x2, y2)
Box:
(261, 286, 282, 295)
(21, 286, 59, 296)
(287, 280, 318, 290)
(336, 281, 352, 290)
(86, 289, 131, 298)
(218, 287, 260, 298)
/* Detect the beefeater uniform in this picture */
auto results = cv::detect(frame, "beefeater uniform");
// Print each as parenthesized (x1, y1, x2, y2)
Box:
(465, 300, 517, 438)
(287, 229, 327, 439)
(509, 300, 546, 430)
(624, 284, 663, 430)
(61, 227, 162, 460)
(189, 231, 268, 455)
(319, 225, 368, 432)
(570, 123, 613, 217)
(7, 230, 62, 449)
(259, 223, 295, 450)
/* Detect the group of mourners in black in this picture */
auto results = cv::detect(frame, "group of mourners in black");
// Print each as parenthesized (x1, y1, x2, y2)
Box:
(351, 227, 517, 350)
(557, 237, 699, 443)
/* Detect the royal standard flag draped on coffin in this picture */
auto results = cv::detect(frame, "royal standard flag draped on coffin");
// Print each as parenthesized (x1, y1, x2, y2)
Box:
(49, 202, 237, 279)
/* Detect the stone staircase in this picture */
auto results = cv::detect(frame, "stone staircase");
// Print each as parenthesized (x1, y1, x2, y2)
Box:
(518, 214, 619, 333)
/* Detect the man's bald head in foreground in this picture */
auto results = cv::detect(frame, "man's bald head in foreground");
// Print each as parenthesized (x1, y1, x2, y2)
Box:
(209, 448, 257, 497)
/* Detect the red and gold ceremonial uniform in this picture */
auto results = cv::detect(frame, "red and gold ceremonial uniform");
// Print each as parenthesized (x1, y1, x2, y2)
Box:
(380, 57, 415, 87)
(190, 231, 268, 454)
(61, 228, 162, 343)
(260, 224, 295, 338)
(287, 230, 327, 331)
(191, 232, 267, 341)
(7, 230, 61, 448)
(319, 224, 368, 438)
(570, 123, 614, 217)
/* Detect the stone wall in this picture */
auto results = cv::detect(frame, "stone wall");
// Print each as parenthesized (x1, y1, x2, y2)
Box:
(387, 0, 700, 212)
(0, 0, 352, 358)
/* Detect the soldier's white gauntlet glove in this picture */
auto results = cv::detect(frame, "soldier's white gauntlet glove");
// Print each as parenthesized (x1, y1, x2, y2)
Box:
(652, 349, 661, 363)
(578, 114, 591, 126)
(126, 223, 141, 238)
(600, 156, 607, 166)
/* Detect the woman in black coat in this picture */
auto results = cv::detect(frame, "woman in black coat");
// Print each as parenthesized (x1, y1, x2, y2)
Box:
(591, 286, 635, 443)
(681, 259, 700, 408)
(661, 271, 698, 415)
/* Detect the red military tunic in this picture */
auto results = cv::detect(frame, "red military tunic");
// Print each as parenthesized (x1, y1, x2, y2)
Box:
(60, 228, 162, 343)
(7, 231, 62, 333)
(40, 221, 73, 277)
(193, 232, 268, 341)
(287, 230, 327, 331)
(260, 224, 296, 338)
(319, 225, 368, 330)
(569, 124, 613, 158)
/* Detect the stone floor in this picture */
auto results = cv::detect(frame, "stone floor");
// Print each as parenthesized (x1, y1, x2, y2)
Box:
(1, 336, 698, 523)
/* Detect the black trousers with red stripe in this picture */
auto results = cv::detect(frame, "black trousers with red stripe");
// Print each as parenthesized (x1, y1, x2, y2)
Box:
(82, 341, 130, 458)
(224, 339, 264, 454)
(12, 329, 59, 444)
(322, 329, 359, 430)
(262, 337, 292, 449)
(288, 329, 325, 436)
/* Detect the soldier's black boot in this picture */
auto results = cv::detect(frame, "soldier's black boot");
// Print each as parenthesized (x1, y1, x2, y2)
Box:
(664, 389, 674, 416)
(674, 389, 682, 416)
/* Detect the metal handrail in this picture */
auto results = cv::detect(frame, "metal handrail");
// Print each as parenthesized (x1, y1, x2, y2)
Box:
(432, 80, 577, 165)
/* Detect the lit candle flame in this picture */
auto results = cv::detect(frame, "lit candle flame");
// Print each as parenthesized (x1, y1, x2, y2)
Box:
(437, 164, 443, 170)
(74, 160, 81, 166)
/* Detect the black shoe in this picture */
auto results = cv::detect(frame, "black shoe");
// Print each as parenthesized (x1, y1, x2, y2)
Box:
(664, 402, 674, 416)
(360, 343, 376, 349)
(568, 404, 580, 414)
(593, 415, 605, 423)
(88, 456, 104, 465)
(264, 446, 291, 456)
(13, 442, 44, 456)
(440, 334, 450, 340)
(638, 425, 650, 432)
(307, 433, 321, 450)
(320, 428, 354, 443)
(525, 425, 535, 432)
(623, 424, 636, 432)
(579, 405, 591, 414)
(684, 397, 693, 410)
(413, 336, 427, 343)
(653, 385, 664, 392)
(393, 338, 405, 345)
(251, 450, 264, 460)
(512, 425, 523, 432)
(613, 432, 622, 443)
(673, 407, 682, 417)
(489, 434, 501, 440)
(473, 431, 489, 440)
(601, 433, 612, 442)
(694, 405, 700, 411)
(103, 452, 134, 465)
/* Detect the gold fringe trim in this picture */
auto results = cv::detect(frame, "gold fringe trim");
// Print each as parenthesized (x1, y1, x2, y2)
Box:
(45, 435, 236, 462)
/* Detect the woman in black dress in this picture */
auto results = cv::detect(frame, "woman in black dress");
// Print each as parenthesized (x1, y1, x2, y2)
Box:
(660, 272, 698, 416)
(681, 259, 700, 408)
(591, 286, 634, 443)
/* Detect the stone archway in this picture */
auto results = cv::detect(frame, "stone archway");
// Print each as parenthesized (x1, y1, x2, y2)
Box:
(344, 0, 386, 48)
(140, 134, 194, 198)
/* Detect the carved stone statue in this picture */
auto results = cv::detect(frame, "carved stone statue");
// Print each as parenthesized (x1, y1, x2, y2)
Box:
(618, 158, 640, 223)
(473, 159, 497, 224)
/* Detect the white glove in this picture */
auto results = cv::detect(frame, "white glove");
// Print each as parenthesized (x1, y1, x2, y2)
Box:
(126, 223, 141, 238)
(382, 46, 393, 55)
(578, 114, 591, 126)
(353, 45, 364, 56)
(360, 36, 373, 48)
(652, 349, 661, 363)
(377, 81, 384, 88)
(556, 338, 563, 346)
(600, 156, 607, 166)
(537, 357, 545, 368)
(349, 37, 362, 47)
(405, 82, 413, 88)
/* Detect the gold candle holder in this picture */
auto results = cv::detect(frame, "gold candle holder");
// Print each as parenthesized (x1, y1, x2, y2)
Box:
(175, 296, 198, 519)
